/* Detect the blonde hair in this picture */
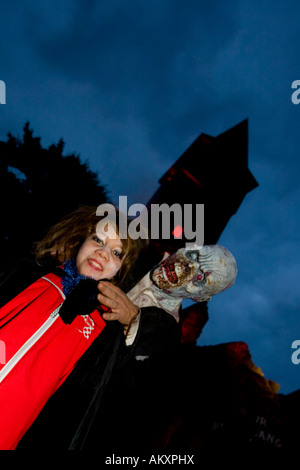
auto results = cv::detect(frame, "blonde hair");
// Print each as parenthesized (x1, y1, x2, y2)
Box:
(35, 205, 140, 287)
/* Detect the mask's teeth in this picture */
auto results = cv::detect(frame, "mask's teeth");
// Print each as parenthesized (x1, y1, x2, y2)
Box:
(164, 263, 178, 284)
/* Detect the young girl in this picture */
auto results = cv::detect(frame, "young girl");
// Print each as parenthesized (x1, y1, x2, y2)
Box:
(0, 205, 143, 449)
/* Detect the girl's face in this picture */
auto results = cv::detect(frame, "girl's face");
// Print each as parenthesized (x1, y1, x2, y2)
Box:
(76, 227, 124, 281)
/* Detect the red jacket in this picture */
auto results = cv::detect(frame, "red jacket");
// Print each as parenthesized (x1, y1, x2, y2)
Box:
(0, 272, 106, 450)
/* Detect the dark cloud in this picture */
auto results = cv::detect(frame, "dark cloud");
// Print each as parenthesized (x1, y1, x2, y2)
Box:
(21, 0, 241, 155)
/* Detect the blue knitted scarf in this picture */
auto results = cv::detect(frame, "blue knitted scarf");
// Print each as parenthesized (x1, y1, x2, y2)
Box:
(61, 258, 92, 296)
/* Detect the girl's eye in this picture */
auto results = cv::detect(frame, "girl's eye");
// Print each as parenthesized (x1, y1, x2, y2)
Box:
(92, 236, 103, 245)
(113, 250, 123, 260)
(93, 236, 122, 259)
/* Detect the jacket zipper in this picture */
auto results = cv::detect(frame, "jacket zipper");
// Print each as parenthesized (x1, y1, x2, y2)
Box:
(0, 304, 63, 384)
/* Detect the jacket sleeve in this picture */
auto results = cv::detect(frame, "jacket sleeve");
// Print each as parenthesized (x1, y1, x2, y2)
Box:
(123, 306, 180, 360)
(92, 306, 181, 452)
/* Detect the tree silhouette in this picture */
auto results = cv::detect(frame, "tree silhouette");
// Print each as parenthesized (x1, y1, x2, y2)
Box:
(0, 122, 108, 263)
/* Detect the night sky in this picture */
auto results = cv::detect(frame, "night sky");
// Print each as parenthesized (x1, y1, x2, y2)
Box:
(0, 0, 299, 394)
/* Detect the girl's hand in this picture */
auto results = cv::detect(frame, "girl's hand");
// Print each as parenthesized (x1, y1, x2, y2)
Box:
(97, 281, 139, 327)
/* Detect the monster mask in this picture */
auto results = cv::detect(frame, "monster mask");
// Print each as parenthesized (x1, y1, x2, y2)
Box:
(150, 245, 237, 302)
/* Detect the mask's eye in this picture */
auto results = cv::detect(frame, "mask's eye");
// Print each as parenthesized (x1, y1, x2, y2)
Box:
(186, 251, 199, 261)
(192, 271, 205, 286)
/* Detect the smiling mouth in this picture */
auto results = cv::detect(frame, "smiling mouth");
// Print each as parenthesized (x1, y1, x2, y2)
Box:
(88, 259, 103, 271)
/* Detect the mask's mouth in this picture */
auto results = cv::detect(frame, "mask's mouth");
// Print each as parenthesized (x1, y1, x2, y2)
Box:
(162, 263, 178, 284)
(152, 256, 196, 288)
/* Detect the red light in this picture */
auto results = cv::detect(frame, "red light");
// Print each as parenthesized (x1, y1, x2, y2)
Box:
(173, 225, 183, 238)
